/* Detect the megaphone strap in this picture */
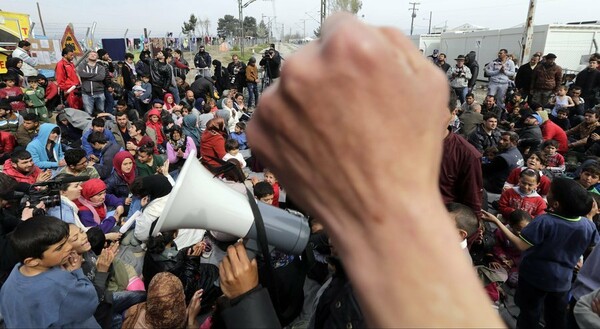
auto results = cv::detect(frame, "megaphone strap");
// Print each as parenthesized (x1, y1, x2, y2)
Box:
(245, 187, 275, 289)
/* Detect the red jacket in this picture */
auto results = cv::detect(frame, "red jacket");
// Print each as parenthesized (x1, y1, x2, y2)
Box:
(200, 131, 226, 169)
(55, 58, 80, 91)
(45, 81, 59, 101)
(541, 120, 568, 154)
(498, 187, 546, 219)
(2, 159, 42, 184)
(0, 132, 16, 156)
(505, 167, 550, 197)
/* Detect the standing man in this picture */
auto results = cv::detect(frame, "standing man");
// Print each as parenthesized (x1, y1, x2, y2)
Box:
(194, 45, 212, 78)
(575, 58, 600, 109)
(515, 54, 540, 101)
(96, 49, 115, 114)
(436, 53, 450, 73)
(77, 51, 106, 115)
(464, 51, 479, 93)
(485, 49, 516, 109)
(447, 55, 472, 104)
(228, 54, 247, 93)
(11, 41, 38, 80)
(531, 53, 563, 106)
(55, 48, 82, 109)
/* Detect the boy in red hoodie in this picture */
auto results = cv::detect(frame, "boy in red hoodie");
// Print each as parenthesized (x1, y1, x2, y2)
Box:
(264, 168, 281, 208)
(498, 168, 547, 219)
(0, 75, 26, 112)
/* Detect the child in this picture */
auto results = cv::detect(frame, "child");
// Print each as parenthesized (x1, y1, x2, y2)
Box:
(0, 216, 100, 328)
(542, 140, 565, 174)
(223, 138, 246, 168)
(498, 168, 547, 219)
(482, 178, 599, 329)
(264, 168, 281, 208)
(75, 178, 126, 234)
(578, 163, 600, 194)
(230, 121, 248, 150)
(0, 74, 26, 112)
(549, 85, 574, 117)
(253, 181, 275, 205)
(492, 209, 532, 287)
(505, 91, 529, 114)
(504, 151, 551, 198)
(550, 107, 571, 131)
(23, 76, 49, 122)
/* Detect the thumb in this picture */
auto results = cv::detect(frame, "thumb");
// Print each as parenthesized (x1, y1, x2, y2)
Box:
(250, 258, 257, 268)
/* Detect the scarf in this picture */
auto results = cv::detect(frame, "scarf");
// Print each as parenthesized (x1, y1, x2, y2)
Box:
(145, 272, 186, 328)
(113, 151, 137, 186)
(163, 93, 175, 111)
(76, 178, 108, 224)
(181, 113, 201, 147)
(146, 109, 165, 145)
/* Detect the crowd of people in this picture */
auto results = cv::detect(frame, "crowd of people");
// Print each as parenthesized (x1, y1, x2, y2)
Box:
(2, 12, 600, 328)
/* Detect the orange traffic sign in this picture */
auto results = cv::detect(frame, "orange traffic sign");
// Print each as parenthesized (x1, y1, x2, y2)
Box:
(60, 24, 83, 56)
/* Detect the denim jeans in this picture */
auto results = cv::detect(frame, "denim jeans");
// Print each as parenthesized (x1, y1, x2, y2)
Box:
(104, 90, 115, 114)
(82, 93, 106, 115)
(516, 278, 569, 329)
(247, 82, 259, 107)
(488, 83, 509, 109)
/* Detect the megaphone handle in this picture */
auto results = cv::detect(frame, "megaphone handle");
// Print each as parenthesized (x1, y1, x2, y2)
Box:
(244, 188, 275, 287)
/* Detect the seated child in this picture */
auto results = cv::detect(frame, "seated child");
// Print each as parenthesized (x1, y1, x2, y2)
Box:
(578, 163, 600, 194)
(223, 138, 246, 168)
(550, 107, 571, 131)
(492, 209, 532, 287)
(0, 216, 100, 328)
(549, 85, 574, 117)
(542, 140, 565, 174)
(254, 181, 275, 205)
(76, 178, 126, 234)
(482, 178, 600, 329)
(230, 122, 248, 150)
(264, 169, 281, 208)
(504, 151, 551, 198)
(499, 168, 547, 219)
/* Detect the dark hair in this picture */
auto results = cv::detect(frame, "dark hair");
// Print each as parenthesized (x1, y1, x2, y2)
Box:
(64, 148, 87, 167)
(146, 229, 177, 255)
(91, 117, 106, 128)
(116, 99, 127, 107)
(448, 89, 458, 113)
(520, 168, 541, 183)
(221, 159, 246, 183)
(466, 92, 474, 99)
(528, 151, 548, 166)
(582, 163, 600, 177)
(542, 139, 559, 149)
(174, 49, 183, 56)
(254, 181, 274, 199)
(225, 139, 240, 152)
(86, 227, 106, 256)
(51, 127, 60, 135)
(138, 141, 155, 156)
(585, 108, 599, 118)
(18, 40, 31, 48)
(499, 48, 508, 53)
(27, 76, 38, 84)
(0, 173, 18, 200)
(571, 86, 582, 92)
(22, 112, 39, 122)
(115, 111, 128, 118)
(507, 209, 532, 226)
(550, 178, 593, 217)
(486, 94, 496, 101)
(132, 120, 147, 135)
(501, 131, 519, 144)
(10, 216, 69, 263)
(53, 173, 79, 192)
(203, 103, 212, 114)
(125, 52, 134, 60)
(557, 107, 569, 114)
(62, 47, 73, 56)
(483, 113, 497, 122)
(445, 202, 479, 237)
(10, 150, 32, 163)
(87, 131, 108, 144)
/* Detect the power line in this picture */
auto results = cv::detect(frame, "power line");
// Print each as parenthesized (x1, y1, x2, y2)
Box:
(408, 2, 420, 36)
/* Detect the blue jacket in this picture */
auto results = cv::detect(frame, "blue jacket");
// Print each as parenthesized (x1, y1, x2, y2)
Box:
(26, 123, 64, 169)
(0, 265, 100, 328)
(230, 131, 248, 150)
(81, 128, 117, 157)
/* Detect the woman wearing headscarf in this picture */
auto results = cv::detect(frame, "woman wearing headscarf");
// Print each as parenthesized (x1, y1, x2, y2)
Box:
(75, 178, 126, 235)
(166, 126, 197, 173)
(6, 58, 24, 87)
(181, 113, 201, 149)
(131, 175, 173, 242)
(105, 151, 136, 202)
(200, 117, 227, 171)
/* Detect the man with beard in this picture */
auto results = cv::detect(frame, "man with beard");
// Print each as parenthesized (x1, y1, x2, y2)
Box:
(109, 111, 132, 149)
(515, 54, 540, 100)
(55, 48, 82, 109)
(483, 131, 524, 195)
(194, 45, 212, 78)
(531, 53, 563, 106)
(77, 51, 107, 115)
(227, 54, 246, 93)
(2, 150, 51, 184)
(150, 50, 176, 101)
(15, 113, 39, 147)
(484, 49, 516, 109)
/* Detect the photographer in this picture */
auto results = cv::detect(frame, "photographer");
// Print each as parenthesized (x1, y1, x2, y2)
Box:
(259, 46, 282, 83)
(0, 173, 44, 287)
(446, 55, 472, 104)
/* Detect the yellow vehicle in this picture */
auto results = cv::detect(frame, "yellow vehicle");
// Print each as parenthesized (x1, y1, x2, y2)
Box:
(0, 11, 32, 73)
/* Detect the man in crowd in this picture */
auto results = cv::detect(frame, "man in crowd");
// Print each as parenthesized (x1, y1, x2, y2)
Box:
(484, 49, 516, 109)
(468, 113, 501, 154)
(259, 44, 282, 84)
(77, 51, 106, 115)
(481, 95, 503, 121)
(55, 47, 81, 109)
(447, 55, 472, 104)
(483, 131, 524, 195)
(531, 53, 563, 106)
(2, 150, 51, 184)
(515, 53, 540, 100)
(14, 113, 39, 147)
(575, 58, 600, 109)
(11, 40, 38, 80)
(81, 117, 117, 160)
(194, 45, 212, 77)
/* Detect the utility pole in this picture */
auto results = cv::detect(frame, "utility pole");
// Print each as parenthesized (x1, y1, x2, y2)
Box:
(299, 19, 308, 39)
(521, 0, 537, 63)
(238, 0, 257, 58)
(428, 11, 432, 34)
(320, 0, 327, 28)
(36, 2, 47, 36)
(409, 2, 420, 36)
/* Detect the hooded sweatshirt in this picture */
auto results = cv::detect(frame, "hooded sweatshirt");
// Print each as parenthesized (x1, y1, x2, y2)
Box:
(498, 186, 546, 219)
(2, 159, 42, 184)
(25, 123, 64, 169)
(77, 61, 106, 96)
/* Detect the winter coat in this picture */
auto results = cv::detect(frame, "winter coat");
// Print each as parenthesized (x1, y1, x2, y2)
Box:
(540, 120, 569, 154)
(465, 51, 479, 89)
(515, 63, 538, 94)
(485, 59, 516, 85)
(77, 62, 106, 95)
(55, 58, 80, 92)
(575, 68, 600, 98)
(150, 59, 174, 91)
(194, 51, 212, 69)
(11, 47, 38, 77)
(135, 60, 150, 78)
(2, 159, 42, 184)
(105, 171, 130, 199)
(81, 128, 118, 157)
(498, 187, 546, 219)
(0, 132, 15, 157)
(200, 131, 226, 170)
(467, 124, 501, 153)
(447, 65, 472, 89)
(93, 142, 123, 180)
(26, 123, 64, 169)
(531, 63, 563, 91)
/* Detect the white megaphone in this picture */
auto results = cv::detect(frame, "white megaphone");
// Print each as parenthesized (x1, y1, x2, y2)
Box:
(152, 150, 310, 255)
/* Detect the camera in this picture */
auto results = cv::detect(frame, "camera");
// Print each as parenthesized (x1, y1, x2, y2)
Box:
(12, 176, 90, 216)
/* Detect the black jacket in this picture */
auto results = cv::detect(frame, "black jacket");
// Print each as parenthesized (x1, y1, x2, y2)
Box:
(194, 51, 212, 69)
(575, 68, 600, 98)
(104, 171, 130, 199)
(190, 76, 216, 100)
(218, 286, 281, 329)
(515, 63, 537, 94)
(149, 59, 174, 91)
(465, 51, 479, 89)
(0, 208, 21, 287)
(227, 61, 247, 89)
(259, 52, 282, 79)
(94, 142, 123, 180)
(467, 124, 501, 154)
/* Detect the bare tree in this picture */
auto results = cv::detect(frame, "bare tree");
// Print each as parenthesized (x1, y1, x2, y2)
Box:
(329, 0, 362, 14)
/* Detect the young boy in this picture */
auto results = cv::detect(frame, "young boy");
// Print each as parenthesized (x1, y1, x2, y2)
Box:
(0, 216, 100, 328)
(542, 140, 565, 174)
(230, 121, 248, 150)
(578, 163, 600, 194)
(0, 74, 26, 112)
(549, 85, 574, 117)
(550, 107, 571, 131)
(504, 151, 551, 198)
(264, 168, 281, 208)
(253, 181, 274, 204)
(482, 178, 599, 329)
(23, 76, 49, 122)
(492, 209, 532, 287)
(223, 138, 246, 168)
(498, 168, 547, 219)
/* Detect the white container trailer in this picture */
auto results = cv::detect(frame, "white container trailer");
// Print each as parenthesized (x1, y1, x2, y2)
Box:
(439, 24, 600, 81)
(409, 34, 441, 57)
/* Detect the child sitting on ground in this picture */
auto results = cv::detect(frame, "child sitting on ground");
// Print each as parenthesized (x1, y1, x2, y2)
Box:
(499, 168, 547, 219)
(230, 122, 248, 150)
(254, 181, 275, 204)
(550, 107, 571, 131)
(23, 76, 49, 122)
(76, 178, 126, 235)
(492, 209, 532, 287)
(0, 216, 100, 328)
(578, 163, 600, 194)
(542, 140, 565, 174)
(504, 151, 551, 199)
(223, 138, 246, 168)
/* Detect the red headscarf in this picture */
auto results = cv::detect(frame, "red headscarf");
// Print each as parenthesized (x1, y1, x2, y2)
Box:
(76, 178, 107, 223)
(163, 93, 175, 111)
(113, 151, 137, 185)
(146, 109, 165, 145)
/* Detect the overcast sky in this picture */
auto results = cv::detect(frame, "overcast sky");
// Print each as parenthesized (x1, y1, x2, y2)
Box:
(2, 0, 598, 40)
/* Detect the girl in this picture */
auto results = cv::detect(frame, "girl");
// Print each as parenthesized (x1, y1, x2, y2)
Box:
(550, 85, 574, 117)
(166, 126, 197, 172)
(76, 178, 126, 234)
(162, 93, 175, 112)
(145, 109, 166, 149)
(498, 168, 547, 219)
(504, 151, 551, 198)
(105, 151, 136, 204)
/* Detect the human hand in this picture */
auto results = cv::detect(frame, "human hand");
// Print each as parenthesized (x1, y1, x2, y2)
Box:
(188, 242, 205, 257)
(21, 201, 45, 220)
(218, 242, 258, 299)
(126, 141, 136, 150)
(592, 133, 600, 141)
(187, 289, 203, 329)
(96, 242, 118, 272)
(489, 262, 503, 270)
(36, 170, 52, 182)
(124, 197, 132, 206)
(114, 205, 125, 219)
(481, 210, 500, 224)
(63, 251, 83, 271)
(89, 155, 99, 162)
(105, 232, 122, 241)
(177, 149, 185, 157)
